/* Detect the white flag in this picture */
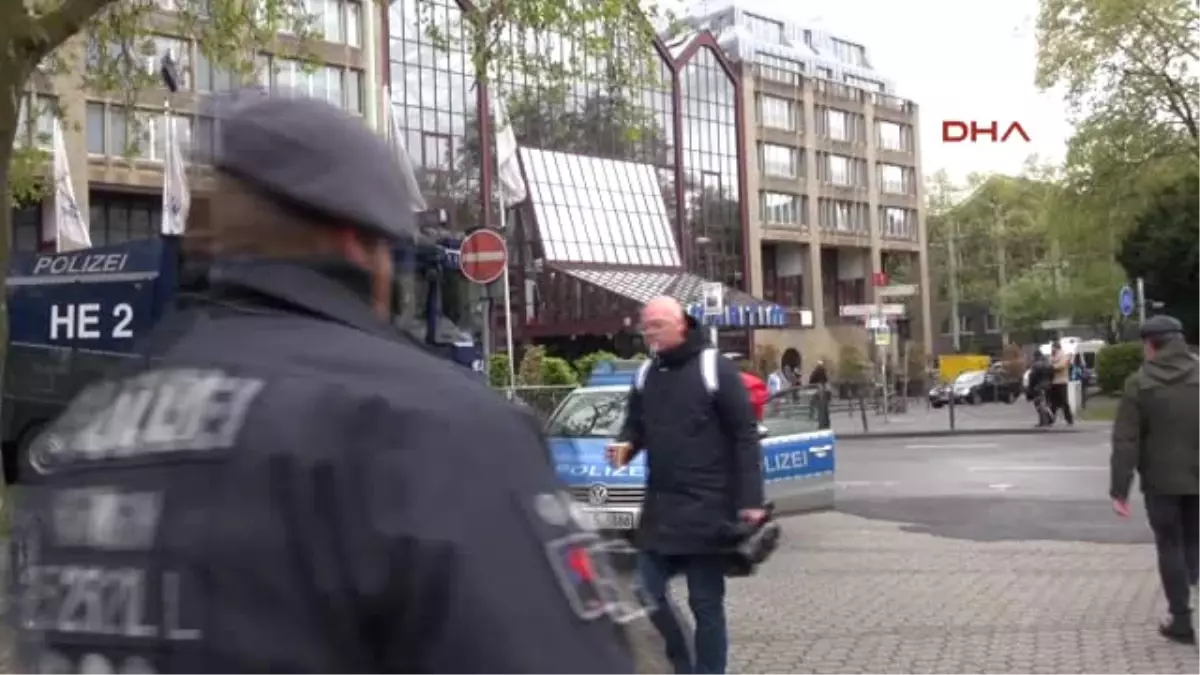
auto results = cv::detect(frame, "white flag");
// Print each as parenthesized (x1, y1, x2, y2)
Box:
(382, 86, 427, 212)
(492, 96, 527, 207)
(161, 113, 190, 235)
(48, 118, 91, 252)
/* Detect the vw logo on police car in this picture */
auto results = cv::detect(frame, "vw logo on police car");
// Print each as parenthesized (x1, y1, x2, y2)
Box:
(587, 483, 609, 506)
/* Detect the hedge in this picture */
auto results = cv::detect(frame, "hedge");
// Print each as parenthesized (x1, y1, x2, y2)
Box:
(1096, 342, 1143, 395)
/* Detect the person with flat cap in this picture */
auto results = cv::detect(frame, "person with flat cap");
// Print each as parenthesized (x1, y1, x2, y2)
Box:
(1110, 314, 1199, 644)
(10, 91, 635, 673)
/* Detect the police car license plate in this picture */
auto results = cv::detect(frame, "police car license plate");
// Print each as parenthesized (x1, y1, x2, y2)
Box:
(587, 510, 635, 530)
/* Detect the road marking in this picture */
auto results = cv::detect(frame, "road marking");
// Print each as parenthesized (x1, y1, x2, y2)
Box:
(968, 465, 1106, 472)
(904, 443, 999, 450)
(989, 483, 1015, 491)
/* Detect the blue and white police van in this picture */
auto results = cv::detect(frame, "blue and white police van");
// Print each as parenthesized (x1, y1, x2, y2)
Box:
(544, 359, 837, 534)
(2, 233, 482, 484)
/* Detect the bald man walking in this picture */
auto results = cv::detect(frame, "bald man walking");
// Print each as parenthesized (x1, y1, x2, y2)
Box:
(607, 297, 765, 674)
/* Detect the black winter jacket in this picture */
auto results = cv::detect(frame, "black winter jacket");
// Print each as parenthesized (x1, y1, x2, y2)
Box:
(617, 329, 765, 555)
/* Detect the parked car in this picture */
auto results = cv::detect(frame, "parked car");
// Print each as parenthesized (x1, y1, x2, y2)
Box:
(929, 369, 1021, 407)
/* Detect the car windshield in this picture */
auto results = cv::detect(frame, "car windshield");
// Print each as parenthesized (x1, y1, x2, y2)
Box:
(545, 389, 629, 438)
(955, 371, 984, 386)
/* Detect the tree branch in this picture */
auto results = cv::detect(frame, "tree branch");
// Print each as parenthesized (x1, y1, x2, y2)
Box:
(27, 0, 121, 62)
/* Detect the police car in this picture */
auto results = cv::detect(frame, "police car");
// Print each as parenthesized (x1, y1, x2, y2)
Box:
(544, 359, 837, 534)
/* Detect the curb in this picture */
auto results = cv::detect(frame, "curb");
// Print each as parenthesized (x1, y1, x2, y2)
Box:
(834, 427, 1095, 440)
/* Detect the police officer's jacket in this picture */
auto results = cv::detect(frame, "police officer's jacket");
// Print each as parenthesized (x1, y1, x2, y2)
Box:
(12, 260, 634, 674)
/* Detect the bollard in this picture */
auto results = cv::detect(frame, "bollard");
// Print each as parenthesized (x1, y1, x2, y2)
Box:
(948, 389, 957, 431)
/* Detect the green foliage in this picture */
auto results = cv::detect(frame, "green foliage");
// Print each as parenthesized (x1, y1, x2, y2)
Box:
(539, 355, 578, 386)
(1117, 166, 1200, 342)
(1096, 342, 1143, 394)
(417, 0, 670, 94)
(573, 350, 618, 382)
(489, 353, 513, 387)
(997, 267, 1063, 333)
(515, 345, 578, 386)
(836, 344, 869, 384)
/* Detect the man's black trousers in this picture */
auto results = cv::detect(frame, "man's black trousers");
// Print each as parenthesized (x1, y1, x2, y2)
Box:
(1048, 383, 1074, 424)
(1145, 494, 1200, 619)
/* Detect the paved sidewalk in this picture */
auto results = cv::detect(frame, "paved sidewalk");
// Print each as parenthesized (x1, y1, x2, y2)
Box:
(652, 511, 1197, 674)
(830, 400, 1109, 438)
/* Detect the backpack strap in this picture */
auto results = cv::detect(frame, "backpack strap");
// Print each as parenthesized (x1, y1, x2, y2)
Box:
(700, 347, 719, 395)
(634, 359, 653, 392)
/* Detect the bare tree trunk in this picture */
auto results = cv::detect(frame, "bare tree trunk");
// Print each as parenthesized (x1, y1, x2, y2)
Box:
(0, 62, 21, 394)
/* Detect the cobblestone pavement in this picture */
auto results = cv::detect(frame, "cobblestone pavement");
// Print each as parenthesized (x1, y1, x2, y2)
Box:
(649, 511, 1198, 674)
(3, 511, 1195, 673)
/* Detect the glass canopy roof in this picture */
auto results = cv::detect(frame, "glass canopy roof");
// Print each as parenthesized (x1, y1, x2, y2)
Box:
(521, 147, 682, 267)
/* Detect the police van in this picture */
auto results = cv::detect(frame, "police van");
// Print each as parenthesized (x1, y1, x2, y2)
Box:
(2, 232, 482, 484)
(544, 358, 837, 533)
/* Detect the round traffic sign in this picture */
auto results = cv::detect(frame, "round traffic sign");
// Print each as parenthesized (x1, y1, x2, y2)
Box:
(460, 229, 508, 285)
(1118, 285, 1136, 317)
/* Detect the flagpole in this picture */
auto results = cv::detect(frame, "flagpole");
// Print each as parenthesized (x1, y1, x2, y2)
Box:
(499, 190, 517, 391)
(490, 88, 521, 391)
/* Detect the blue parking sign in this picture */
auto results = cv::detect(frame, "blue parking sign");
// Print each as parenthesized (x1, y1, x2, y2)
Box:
(1118, 285, 1136, 317)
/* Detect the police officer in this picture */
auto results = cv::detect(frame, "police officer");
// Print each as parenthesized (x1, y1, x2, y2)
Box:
(11, 92, 634, 673)
(1110, 314, 1199, 644)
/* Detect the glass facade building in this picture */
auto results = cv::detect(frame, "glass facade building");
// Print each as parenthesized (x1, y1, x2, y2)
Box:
(387, 4, 777, 346)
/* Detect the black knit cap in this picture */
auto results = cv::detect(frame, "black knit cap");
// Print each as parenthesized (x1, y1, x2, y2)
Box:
(1140, 314, 1184, 338)
(199, 88, 419, 243)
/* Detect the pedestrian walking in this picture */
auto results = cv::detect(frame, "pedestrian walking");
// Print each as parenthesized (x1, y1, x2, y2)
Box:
(1027, 352, 1055, 427)
(607, 296, 766, 674)
(1048, 341, 1075, 425)
(10, 91, 633, 673)
(1110, 315, 1200, 644)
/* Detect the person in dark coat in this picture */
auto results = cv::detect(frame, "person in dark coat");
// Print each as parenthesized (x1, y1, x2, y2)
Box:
(10, 92, 633, 674)
(607, 296, 765, 675)
(1027, 351, 1055, 426)
(1110, 315, 1200, 644)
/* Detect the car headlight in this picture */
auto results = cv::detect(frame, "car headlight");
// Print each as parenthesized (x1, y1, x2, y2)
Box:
(928, 388, 940, 396)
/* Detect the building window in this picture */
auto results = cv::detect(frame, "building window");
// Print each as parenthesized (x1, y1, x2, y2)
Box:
(845, 73, 884, 91)
(880, 206, 915, 240)
(303, 0, 363, 45)
(877, 120, 907, 151)
(87, 191, 161, 246)
(194, 50, 237, 92)
(755, 54, 804, 84)
(818, 198, 868, 233)
(744, 13, 784, 43)
(86, 35, 190, 89)
(262, 56, 362, 112)
(15, 95, 55, 150)
(984, 311, 1001, 333)
(422, 132, 451, 171)
(12, 201, 42, 253)
(826, 108, 847, 141)
(759, 143, 798, 179)
(756, 95, 795, 131)
(760, 192, 805, 225)
(816, 65, 833, 79)
(85, 103, 192, 161)
(829, 38, 868, 68)
(816, 152, 867, 188)
(879, 163, 908, 194)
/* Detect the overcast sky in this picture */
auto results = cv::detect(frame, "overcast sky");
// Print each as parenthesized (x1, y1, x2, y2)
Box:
(677, 0, 1075, 184)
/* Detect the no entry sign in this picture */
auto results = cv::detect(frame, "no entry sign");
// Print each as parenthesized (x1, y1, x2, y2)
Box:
(460, 229, 508, 285)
